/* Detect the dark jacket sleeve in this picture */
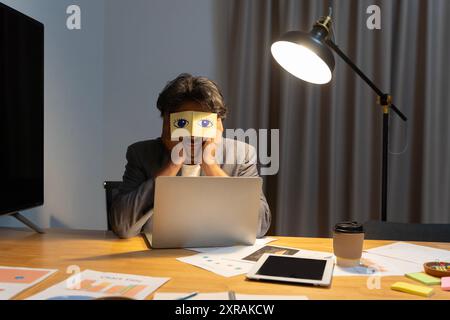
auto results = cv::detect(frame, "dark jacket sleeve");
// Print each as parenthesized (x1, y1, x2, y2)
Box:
(110, 145, 155, 239)
(237, 144, 272, 238)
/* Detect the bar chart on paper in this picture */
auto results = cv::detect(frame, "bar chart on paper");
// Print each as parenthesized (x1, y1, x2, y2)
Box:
(0, 266, 57, 300)
(28, 270, 170, 300)
(74, 279, 149, 298)
(0, 268, 53, 284)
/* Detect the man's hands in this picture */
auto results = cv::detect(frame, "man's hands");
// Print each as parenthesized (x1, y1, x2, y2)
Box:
(201, 138, 228, 177)
(156, 122, 184, 177)
(161, 113, 179, 152)
(156, 143, 227, 177)
(199, 119, 228, 177)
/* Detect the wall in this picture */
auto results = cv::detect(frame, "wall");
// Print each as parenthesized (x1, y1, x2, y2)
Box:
(1, 0, 106, 230)
(102, 0, 224, 180)
(0, 0, 224, 230)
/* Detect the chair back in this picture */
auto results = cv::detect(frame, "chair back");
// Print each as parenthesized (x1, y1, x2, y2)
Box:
(103, 181, 122, 231)
(364, 221, 450, 242)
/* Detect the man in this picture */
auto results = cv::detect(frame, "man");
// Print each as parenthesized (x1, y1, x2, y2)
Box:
(110, 74, 271, 239)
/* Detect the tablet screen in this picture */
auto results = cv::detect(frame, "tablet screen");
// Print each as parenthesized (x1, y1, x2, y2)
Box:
(256, 256, 326, 280)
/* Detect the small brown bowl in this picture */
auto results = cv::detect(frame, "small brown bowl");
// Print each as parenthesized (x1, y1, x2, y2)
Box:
(423, 261, 450, 278)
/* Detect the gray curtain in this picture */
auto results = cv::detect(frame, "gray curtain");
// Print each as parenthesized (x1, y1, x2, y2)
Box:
(220, 0, 450, 237)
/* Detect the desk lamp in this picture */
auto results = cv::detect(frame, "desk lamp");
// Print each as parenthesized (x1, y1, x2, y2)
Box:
(271, 11, 408, 221)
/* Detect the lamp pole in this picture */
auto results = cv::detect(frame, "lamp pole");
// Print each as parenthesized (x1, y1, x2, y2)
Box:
(324, 40, 408, 222)
(271, 14, 408, 222)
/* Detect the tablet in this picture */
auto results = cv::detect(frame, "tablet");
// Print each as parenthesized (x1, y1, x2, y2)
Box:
(246, 254, 334, 287)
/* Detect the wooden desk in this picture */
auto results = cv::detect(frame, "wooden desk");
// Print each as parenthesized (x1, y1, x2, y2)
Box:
(1, 227, 449, 300)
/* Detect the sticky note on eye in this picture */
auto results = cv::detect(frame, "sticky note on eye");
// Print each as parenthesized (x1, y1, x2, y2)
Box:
(170, 111, 217, 139)
(391, 282, 434, 297)
(405, 272, 441, 285)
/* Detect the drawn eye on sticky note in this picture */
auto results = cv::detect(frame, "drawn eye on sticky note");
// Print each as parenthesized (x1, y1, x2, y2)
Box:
(192, 112, 217, 138)
(170, 111, 217, 139)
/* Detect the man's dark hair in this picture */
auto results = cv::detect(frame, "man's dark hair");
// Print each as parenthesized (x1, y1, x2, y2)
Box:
(156, 73, 228, 119)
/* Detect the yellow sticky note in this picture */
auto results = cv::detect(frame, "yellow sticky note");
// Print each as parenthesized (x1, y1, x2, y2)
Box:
(170, 111, 217, 139)
(391, 281, 434, 297)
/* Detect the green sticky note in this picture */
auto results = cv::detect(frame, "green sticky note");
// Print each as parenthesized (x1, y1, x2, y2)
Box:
(405, 272, 441, 286)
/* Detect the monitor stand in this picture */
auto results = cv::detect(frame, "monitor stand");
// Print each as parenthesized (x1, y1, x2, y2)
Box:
(6, 212, 45, 234)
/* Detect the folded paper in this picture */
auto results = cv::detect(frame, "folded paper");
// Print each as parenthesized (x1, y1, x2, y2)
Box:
(170, 111, 217, 139)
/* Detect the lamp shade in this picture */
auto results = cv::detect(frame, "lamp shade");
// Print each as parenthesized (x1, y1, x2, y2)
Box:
(271, 31, 335, 84)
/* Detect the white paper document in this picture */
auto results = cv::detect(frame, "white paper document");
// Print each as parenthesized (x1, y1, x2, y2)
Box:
(293, 249, 334, 259)
(177, 254, 255, 277)
(178, 238, 299, 277)
(0, 266, 57, 300)
(237, 294, 308, 300)
(28, 269, 170, 300)
(292, 249, 422, 277)
(153, 292, 308, 300)
(180, 240, 449, 278)
(187, 237, 276, 253)
(332, 252, 421, 276)
(154, 292, 230, 300)
(365, 242, 450, 265)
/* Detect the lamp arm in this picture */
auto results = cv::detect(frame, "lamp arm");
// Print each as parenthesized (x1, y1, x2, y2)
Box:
(325, 39, 408, 122)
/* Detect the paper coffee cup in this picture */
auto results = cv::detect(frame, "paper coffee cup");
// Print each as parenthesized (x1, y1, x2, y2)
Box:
(333, 221, 364, 267)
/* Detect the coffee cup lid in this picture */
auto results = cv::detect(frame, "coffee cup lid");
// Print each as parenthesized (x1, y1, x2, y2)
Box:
(334, 221, 364, 233)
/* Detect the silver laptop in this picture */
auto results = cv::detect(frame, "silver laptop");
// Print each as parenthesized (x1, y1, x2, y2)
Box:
(144, 176, 262, 249)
